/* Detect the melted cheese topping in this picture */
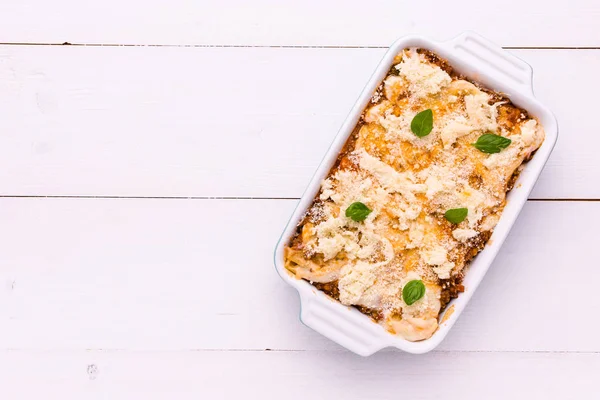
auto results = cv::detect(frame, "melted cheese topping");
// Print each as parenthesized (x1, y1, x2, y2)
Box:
(284, 48, 545, 341)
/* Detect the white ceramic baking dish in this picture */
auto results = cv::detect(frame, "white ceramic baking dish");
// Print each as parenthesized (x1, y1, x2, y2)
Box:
(274, 31, 558, 356)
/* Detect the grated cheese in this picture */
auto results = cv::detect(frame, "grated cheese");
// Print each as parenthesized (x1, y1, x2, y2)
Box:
(441, 118, 474, 148)
(520, 119, 538, 146)
(357, 148, 426, 202)
(432, 262, 455, 280)
(395, 50, 452, 98)
(383, 75, 406, 101)
(338, 261, 377, 305)
(452, 228, 479, 242)
(422, 245, 449, 266)
(465, 92, 497, 131)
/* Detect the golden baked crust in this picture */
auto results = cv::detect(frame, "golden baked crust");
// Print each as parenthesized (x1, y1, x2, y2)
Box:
(284, 48, 545, 341)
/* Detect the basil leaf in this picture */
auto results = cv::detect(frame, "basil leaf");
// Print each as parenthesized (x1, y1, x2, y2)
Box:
(471, 133, 512, 154)
(345, 202, 372, 222)
(410, 109, 434, 138)
(444, 208, 468, 224)
(402, 280, 426, 305)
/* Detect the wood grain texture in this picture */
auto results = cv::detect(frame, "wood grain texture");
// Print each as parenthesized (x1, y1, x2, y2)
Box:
(0, 46, 595, 199)
(0, 350, 599, 399)
(0, 2, 596, 394)
(0, 198, 598, 352)
(0, 0, 599, 47)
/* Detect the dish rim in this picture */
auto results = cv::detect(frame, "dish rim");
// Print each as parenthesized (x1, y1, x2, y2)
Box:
(273, 31, 558, 356)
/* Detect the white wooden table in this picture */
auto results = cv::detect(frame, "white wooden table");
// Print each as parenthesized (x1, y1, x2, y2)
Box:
(0, 1, 599, 398)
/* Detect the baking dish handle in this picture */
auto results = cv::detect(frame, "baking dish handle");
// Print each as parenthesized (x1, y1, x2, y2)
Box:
(445, 31, 534, 96)
(300, 294, 386, 356)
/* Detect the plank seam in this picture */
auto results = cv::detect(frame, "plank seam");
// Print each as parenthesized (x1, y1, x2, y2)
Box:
(0, 42, 598, 50)
(1, 349, 599, 354)
(0, 196, 597, 201)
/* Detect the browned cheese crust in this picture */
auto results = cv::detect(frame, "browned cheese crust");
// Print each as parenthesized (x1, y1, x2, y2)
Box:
(284, 48, 545, 341)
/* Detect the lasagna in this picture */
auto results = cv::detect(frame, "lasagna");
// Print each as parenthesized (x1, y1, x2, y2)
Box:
(284, 48, 544, 341)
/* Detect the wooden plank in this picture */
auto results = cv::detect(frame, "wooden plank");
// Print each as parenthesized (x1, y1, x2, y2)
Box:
(0, 350, 598, 399)
(0, 0, 598, 47)
(0, 46, 595, 199)
(0, 198, 597, 352)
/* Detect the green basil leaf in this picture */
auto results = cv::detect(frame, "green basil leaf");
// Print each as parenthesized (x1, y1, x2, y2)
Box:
(402, 280, 426, 305)
(471, 133, 512, 154)
(410, 109, 434, 138)
(444, 208, 468, 224)
(345, 202, 372, 222)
